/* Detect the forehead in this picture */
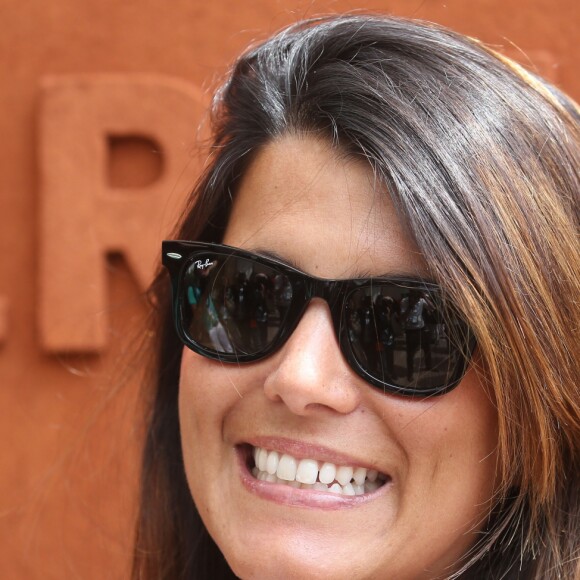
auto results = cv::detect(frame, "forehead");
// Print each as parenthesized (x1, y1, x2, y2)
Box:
(222, 135, 426, 279)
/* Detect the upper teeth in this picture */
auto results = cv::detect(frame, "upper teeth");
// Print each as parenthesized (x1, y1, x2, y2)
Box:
(252, 446, 385, 496)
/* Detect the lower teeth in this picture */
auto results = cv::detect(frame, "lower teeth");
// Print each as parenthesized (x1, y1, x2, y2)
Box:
(251, 467, 383, 495)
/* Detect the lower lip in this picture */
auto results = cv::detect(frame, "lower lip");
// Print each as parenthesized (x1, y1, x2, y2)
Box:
(236, 447, 390, 510)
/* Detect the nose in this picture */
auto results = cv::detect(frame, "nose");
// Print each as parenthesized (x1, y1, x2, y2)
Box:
(263, 299, 362, 416)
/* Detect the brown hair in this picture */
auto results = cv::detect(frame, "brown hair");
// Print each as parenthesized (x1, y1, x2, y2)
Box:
(133, 15, 579, 579)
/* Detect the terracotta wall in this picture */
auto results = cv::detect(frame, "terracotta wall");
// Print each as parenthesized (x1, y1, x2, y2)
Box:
(0, 1, 577, 577)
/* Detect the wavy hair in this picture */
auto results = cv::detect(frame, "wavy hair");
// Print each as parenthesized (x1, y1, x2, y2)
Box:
(132, 15, 579, 579)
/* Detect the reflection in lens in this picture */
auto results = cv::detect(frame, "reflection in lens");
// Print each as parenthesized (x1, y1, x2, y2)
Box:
(346, 284, 465, 392)
(181, 254, 292, 357)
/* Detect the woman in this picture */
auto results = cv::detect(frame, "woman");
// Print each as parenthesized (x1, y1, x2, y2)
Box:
(133, 15, 579, 579)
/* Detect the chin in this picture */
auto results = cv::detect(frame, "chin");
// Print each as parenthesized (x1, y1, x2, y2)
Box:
(222, 537, 370, 580)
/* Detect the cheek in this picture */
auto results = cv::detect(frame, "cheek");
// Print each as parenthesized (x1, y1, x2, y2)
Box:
(179, 348, 237, 419)
(179, 350, 208, 441)
(372, 370, 499, 572)
(178, 348, 255, 463)
(380, 368, 500, 523)
(395, 368, 498, 466)
(178, 350, 230, 476)
(178, 350, 235, 517)
(178, 352, 206, 484)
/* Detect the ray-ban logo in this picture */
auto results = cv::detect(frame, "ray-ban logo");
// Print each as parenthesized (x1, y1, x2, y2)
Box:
(194, 258, 214, 270)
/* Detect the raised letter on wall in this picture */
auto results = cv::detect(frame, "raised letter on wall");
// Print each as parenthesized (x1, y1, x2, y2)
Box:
(39, 75, 206, 352)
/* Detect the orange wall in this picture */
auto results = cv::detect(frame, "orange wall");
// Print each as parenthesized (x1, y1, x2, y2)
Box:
(1, 1, 577, 578)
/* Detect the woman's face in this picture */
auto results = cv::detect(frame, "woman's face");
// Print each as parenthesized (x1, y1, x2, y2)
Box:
(179, 136, 499, 580)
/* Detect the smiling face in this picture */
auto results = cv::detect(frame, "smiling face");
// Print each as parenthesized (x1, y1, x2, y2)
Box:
(178, 136, 499, 580)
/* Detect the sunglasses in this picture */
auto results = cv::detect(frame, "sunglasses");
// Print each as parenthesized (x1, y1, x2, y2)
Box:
(162, 241, 476, 397)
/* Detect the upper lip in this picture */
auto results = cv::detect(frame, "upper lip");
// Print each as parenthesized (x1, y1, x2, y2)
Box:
(240, 436, 387, 474)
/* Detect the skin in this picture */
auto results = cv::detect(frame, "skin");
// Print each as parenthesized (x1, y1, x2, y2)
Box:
(179, 135, 499, 580)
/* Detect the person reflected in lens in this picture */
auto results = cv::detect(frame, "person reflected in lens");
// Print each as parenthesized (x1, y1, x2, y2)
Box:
(358, 295, 379, 372)
(375, 294, 397, 380)
(402, 289, 433, 382)
(250, 272, 270, 350)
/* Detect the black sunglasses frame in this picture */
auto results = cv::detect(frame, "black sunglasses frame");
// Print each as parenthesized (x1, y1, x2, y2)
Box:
(162, 240, 476, 397)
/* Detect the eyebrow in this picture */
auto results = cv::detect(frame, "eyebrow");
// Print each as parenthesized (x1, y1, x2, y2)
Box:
(254, 249, 302, 270)
(252, 248, 428, 282)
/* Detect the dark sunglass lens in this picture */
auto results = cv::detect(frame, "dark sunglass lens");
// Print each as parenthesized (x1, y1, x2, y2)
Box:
(180, 253, 293, 357)
(346, 285, 468, 393)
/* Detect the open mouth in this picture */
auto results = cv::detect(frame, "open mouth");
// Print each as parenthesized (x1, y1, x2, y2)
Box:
(242, 444, 389, 497)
